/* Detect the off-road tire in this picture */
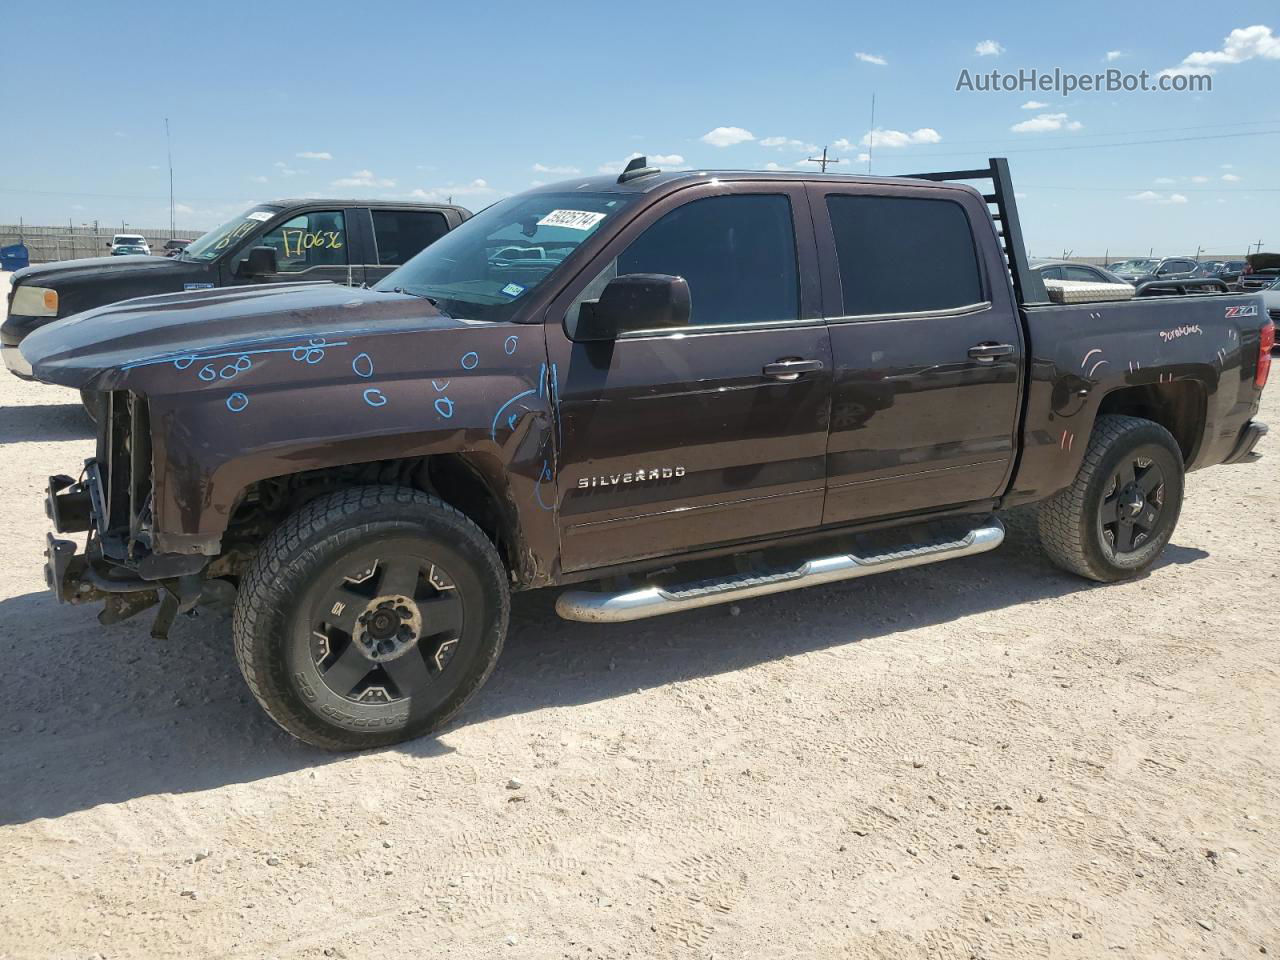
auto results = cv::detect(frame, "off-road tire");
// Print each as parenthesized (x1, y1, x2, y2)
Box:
(232, 485, 509, 750)
(1038, 415, 1184, 582)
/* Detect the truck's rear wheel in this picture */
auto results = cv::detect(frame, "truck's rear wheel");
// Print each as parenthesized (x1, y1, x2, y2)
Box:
(1038, 415, 1184, 582)
(232, 486, 509, 750)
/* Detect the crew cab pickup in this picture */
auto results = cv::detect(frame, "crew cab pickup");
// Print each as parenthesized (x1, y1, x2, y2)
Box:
(3, 199, 470, 381)
(24, 157, 1272, 750)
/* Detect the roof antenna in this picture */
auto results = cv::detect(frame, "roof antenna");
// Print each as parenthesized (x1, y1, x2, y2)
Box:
(618, 155, 661, 184)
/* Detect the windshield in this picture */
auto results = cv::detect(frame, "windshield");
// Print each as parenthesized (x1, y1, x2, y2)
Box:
(375, 191, 637, 321)
(181, 206, 281, 262)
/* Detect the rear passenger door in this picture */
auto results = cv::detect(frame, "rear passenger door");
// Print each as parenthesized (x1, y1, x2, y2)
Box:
(809, 185, 1023, 525)
(365, 209, 452, 285)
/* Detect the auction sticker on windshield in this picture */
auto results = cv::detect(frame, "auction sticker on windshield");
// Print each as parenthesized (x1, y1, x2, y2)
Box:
(537, 209, 607, 231)
(245, 211, 274, 222)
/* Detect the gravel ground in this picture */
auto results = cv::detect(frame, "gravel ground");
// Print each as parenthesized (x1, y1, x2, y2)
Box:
(0, 270, 1276, 959)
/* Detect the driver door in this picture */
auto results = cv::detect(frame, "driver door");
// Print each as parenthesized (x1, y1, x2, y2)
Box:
(544, 183, 832, 572)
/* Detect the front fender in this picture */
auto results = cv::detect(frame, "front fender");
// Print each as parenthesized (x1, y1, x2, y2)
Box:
(143, 324, 558, 578)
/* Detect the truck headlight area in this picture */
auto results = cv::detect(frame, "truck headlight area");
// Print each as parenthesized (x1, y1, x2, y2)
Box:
(11, 285, 59, 317)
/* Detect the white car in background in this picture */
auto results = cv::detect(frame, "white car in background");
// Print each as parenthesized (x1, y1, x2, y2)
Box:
(108, 233, 150, 255)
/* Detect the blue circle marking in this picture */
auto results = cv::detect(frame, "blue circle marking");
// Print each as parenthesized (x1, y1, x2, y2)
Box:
(461, 351, 479, 370)
(363, 388, 388, 408)
(226, 392, 249, 413)
(352, 352, 374, 378)
(434, 397, 454, 418)
(174, 356, 196, 371)
(504, 336, 519, 356)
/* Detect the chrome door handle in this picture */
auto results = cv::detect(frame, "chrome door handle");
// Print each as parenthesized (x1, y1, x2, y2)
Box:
(763, 358, 824, 380)
(968, 342, 1014, 361)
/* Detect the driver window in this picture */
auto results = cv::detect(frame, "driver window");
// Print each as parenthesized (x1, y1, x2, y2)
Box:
(258, 211, 348, 271)
(615, 194, 799, 326)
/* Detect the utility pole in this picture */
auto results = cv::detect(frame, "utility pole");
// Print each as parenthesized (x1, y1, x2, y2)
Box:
(165, 117, 176, 235)
(1254, 238, 1265, 255)
(867, 92, 876, 174)
(805, 146, 841, 173)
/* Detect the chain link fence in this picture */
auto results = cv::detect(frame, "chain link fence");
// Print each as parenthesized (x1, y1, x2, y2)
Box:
(0, 224, 204, 264)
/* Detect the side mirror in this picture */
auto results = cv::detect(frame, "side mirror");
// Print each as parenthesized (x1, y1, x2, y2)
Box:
(105, 242, 112, 249)
(241, 245, 278, 278)
(574, 274, 691, 341)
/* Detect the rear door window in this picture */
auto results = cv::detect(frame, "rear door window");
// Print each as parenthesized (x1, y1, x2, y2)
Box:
(825, 194, 983, 316)
(371, 210, 450, 266)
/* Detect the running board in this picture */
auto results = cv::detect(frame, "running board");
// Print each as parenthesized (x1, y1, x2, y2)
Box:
(555, 519, 1005, 623)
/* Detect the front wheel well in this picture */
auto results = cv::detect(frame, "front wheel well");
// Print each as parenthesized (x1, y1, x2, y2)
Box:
(1095, 381, 1205, 463)
(219, 454, 520, 579)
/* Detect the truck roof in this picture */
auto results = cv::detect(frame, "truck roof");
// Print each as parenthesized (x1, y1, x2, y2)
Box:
(528, 168, 986, 197)
(262, 198, 472, 215)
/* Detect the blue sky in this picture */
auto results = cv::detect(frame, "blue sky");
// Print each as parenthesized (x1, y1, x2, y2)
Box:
(2, 1, 1277, 256)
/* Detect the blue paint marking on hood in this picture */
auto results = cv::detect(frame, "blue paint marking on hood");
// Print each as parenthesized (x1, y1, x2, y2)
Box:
(21, 282, 460, 391)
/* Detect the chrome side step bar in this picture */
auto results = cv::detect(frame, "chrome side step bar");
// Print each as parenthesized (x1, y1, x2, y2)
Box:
(555, 519, 1005, 623)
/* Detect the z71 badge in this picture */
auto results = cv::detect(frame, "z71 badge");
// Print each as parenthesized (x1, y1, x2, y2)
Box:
(1225, 304, 1258, 318)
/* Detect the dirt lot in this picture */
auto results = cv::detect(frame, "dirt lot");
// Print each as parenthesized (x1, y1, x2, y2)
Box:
(0, 270, 1276, 959)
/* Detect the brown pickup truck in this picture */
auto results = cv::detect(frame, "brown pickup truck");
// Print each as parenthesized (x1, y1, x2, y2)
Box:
(24, 157, 1273, 749)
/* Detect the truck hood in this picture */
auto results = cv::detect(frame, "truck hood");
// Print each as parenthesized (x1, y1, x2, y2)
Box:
(21, 282, 457, 390)
(8, 254, 212, 322)
(12, 254, 181, 286)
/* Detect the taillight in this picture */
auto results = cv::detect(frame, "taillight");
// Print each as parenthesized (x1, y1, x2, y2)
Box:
(1258, 320, 1275, 389)
(1243, 263, 1254, 275)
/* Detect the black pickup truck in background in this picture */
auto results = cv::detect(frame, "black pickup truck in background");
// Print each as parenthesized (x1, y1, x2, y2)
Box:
(24, 157, 1272, 750)
(2, 199, 470, 382)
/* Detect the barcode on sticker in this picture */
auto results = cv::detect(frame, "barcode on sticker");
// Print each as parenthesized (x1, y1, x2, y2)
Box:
(537, 209, 607, 231)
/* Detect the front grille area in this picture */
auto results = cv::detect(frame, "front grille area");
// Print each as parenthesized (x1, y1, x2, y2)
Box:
(94, 391, 153, 562)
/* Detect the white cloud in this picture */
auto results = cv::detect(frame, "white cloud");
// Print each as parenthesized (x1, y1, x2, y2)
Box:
(975, 40, 1004, 56)
(699, 126, 755, 148)
(174, 203, 195, 215)
(1221, 163, 1235, 169)
(532, 162, 581, 175)
(1010, 112, 1083, 133)
(1153, 177, 1177, 185)
(274, 161, 303, 176)
(596, 152, 687, 174)
(1161, 24, 1280, 76)
(855, 52, 887, 66)
(249, 175, 269, 183)
(1105, 50, 1124, 62)
(1190, 175, 1210, 183)
(1222, 173, 1242, 181)
(759, 136, 819, 152)
(1020, 99, 1049, 109)
(296, 151, 332, 160)
(1127, 190, 1189, 205)
(407, 179, 496, 202)
(331, 169, 396, 188)
(858, 127, 942, 148)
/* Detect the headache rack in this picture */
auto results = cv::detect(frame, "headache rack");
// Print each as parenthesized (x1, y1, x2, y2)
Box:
(897, 157, 1048, 306)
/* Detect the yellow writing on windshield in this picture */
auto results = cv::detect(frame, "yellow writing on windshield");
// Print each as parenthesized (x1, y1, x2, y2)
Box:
(212, 221, 258, 251)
